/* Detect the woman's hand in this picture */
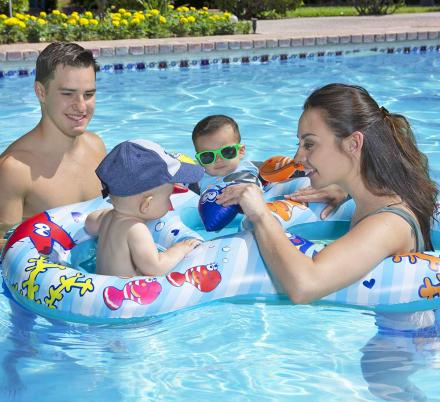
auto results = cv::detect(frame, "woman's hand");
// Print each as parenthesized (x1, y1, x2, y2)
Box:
(285, 184, 349, 219)
(217, 183, 270, 223)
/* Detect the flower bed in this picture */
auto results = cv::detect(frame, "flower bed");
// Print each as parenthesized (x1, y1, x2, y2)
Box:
(0, 5, 251, 44)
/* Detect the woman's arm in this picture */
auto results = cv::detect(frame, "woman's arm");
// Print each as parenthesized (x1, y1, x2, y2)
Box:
(285, 184, 349, 219)
(218, 184, 413, 304)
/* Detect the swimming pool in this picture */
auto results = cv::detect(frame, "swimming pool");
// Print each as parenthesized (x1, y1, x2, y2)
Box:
(0, 50, 440, 401)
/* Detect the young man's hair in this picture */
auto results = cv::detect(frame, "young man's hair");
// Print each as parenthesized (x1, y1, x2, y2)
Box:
(35, 42, 98, 87)
(192, 115, 241, 144)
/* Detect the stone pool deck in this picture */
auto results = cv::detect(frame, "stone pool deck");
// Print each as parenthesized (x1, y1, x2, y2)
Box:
(0, 12, 439, 63)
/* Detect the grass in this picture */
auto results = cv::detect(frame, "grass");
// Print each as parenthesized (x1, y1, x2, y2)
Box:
(277, 5, 440, 18)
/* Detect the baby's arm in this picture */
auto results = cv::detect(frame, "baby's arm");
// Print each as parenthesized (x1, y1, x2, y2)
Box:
(85, 209, 111, 236)
(128, 222, 201, 276)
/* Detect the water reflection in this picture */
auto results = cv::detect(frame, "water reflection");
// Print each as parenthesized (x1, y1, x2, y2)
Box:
(361, 323, 440, 401)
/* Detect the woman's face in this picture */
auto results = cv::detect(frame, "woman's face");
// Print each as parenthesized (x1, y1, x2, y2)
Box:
(295, 108, 353, 189)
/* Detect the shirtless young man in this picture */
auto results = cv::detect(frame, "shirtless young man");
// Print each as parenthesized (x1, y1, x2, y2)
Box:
(0, 42, 106, 230)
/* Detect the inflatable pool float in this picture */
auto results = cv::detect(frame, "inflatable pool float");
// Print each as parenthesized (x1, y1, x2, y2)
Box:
(1, 166, 440, 324)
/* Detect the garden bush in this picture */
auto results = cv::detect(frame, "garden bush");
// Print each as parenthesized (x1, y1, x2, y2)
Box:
(0, 0, 29, 14)
(0, 5, 251, 43)
(213, 0, 303, 19)
(354, 0, 405, 15)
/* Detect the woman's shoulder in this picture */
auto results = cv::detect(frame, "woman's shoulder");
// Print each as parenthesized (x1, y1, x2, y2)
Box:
(351, 207, 418, 255)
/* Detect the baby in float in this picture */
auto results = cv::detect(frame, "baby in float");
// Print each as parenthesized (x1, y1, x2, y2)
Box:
(192, 114, 305, 231)
(192, 115, 261, 231)
(85, 139, 204, 277)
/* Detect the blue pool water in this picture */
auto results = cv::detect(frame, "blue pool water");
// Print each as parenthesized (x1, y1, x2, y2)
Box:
(0, 51, 440, 401)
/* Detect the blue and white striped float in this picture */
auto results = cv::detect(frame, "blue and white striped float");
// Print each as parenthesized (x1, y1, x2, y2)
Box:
(1, 177, 439, 324)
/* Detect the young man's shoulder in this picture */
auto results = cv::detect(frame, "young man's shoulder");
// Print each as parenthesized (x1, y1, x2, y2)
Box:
(0, 152, 31, 187)
(80, 131, 106, 155)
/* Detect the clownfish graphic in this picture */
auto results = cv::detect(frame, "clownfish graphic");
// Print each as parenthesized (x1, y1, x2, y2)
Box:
(167, 263, 221, 292)
(103, 278, 162, 310)
(266, 199, 307, 221)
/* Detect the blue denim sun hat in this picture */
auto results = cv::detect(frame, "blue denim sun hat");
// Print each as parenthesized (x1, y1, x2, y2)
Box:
(96, 139, 204, 197)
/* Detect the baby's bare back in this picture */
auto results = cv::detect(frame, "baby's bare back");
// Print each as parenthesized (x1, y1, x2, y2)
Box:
(95, 212, 142, 277)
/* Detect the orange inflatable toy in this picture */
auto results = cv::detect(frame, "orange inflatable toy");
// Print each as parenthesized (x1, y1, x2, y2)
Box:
(259, 156, 305, 183)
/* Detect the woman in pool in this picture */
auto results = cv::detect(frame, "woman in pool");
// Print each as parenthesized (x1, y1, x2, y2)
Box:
(217, 83, 438, 331)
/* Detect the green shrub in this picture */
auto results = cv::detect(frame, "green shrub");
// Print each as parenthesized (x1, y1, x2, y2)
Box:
(354, 0, 405, 15)
(214, 0, 303, 19)
(0, 0, 29, 14)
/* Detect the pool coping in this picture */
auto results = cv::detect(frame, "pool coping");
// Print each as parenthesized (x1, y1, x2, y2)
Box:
(1, 30, 439, 63)
(1, 11, 440, 77)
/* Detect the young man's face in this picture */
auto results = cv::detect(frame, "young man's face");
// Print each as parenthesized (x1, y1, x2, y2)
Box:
(35, 64, 96, 139)
(194, 124, 244, 177)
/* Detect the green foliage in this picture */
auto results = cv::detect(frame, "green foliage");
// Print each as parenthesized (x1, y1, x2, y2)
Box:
(354, 0, 405, 15)
(0, 6, 250, 44)
(0, 0, 29, 15)
(214, 0, 303, 19)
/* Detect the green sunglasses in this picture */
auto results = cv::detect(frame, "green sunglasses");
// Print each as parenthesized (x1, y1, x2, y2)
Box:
(195, 143, 241, 166)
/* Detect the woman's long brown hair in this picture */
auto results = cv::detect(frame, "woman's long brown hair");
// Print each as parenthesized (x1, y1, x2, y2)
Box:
(303, 83, 438, 250)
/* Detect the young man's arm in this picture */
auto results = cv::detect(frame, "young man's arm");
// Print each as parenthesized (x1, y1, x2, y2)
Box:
(0, 155, 29, 225)
(128, 223, 200, 276)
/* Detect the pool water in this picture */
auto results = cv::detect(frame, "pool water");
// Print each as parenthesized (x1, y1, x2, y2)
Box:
(0, 51, 440, 401)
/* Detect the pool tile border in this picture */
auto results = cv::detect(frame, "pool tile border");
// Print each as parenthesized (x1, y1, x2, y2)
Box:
(0, 31, 439, 78)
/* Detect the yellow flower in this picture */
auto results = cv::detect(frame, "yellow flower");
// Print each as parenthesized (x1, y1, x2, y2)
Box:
(90, 18, 98, 25)
(118, 8, 126, 13)
(167, 4, 174, 10)
(130, 17, 140, 25)
(145, 13, 152, 17)
(61, 13, 67, 19)
(159, 15, 166, 24)
(111, 12, 121, 19)
(0, 14, 7, 20)
(187, 15, 195, 23)
(30, 15, 37, 20)
(150, 9, 159, 16)
(84, 11, 93, 18)
(180, 17, 188, 24)
(4, 17, 19, 26)
(18, 20, 26, 28)
(62, 22, 67, 28)
(39, 11, 47, 17)
(52, 10, 61, 15)
(71, 11, 79, 17)
(37, 18, 47, 25)
(223, 12, 231, 17)
(182, 6, 189, 12)
(190, 7, 196, 11)
(123, 12, 131, 18)
(120, 19, 128, 26)
(112, 19, 119, 26)
(67, 18, 77, 25)
(79, 17, 89, 25)
(136, 14, 145, 21)
(202, 7, 208, 11)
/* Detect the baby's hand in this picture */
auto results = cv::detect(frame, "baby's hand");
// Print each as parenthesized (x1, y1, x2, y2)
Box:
(177, 238, 202, 254)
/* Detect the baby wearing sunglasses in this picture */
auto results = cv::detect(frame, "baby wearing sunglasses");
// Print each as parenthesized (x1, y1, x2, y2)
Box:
(192, 115, 262, 231)
(192, 115, 261, 195)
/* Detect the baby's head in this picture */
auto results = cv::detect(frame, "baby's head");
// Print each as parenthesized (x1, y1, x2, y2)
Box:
(96, 140, 204, 219)
(192, 115, 245, 177)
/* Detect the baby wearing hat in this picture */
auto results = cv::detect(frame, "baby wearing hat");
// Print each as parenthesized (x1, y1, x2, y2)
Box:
(85, 139, 204, 277)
